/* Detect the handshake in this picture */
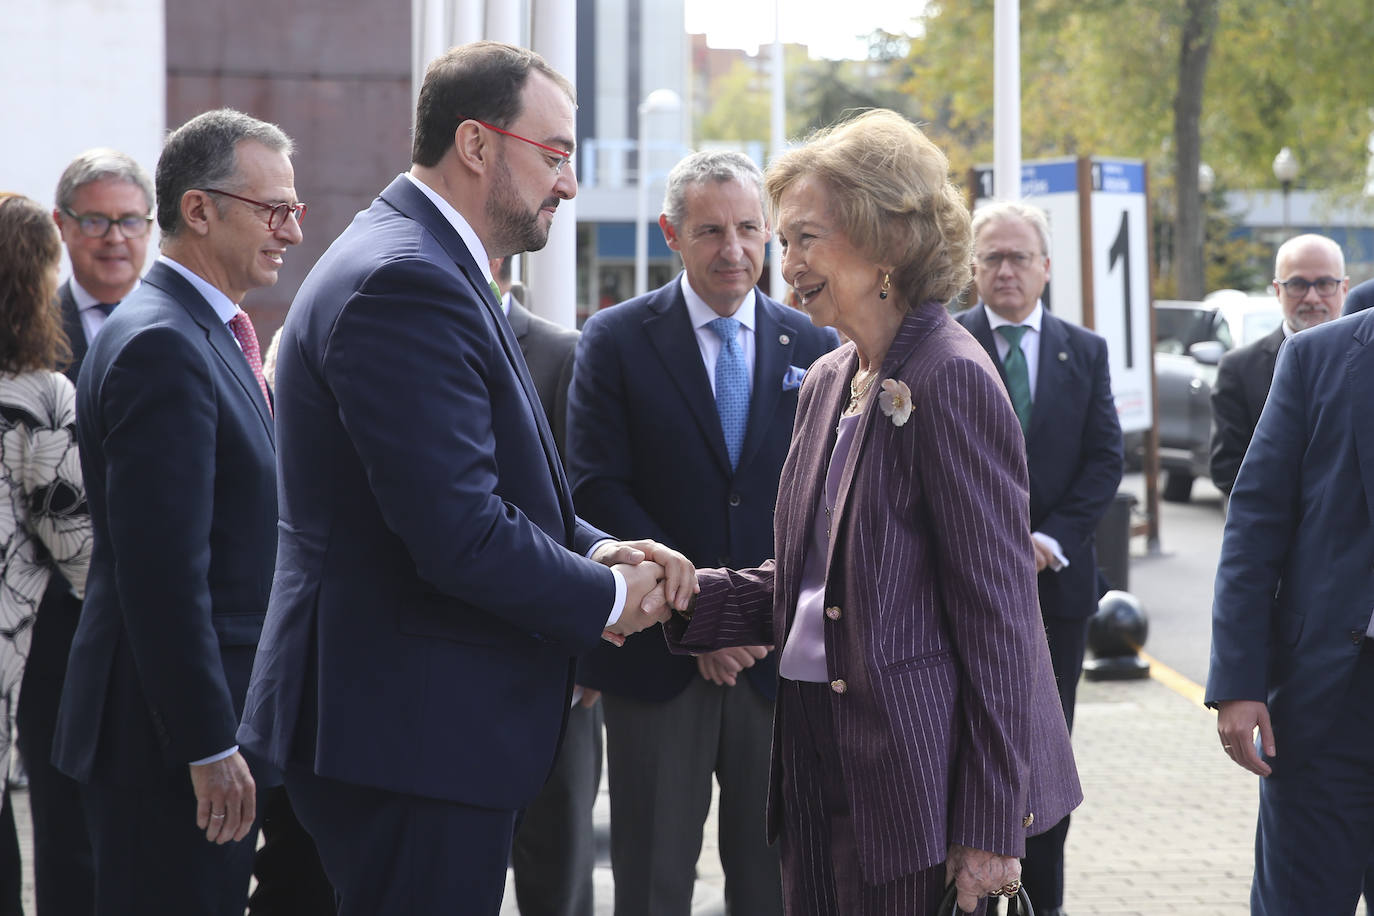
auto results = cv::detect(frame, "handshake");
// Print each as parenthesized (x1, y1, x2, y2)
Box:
(590, 539, 698, 646)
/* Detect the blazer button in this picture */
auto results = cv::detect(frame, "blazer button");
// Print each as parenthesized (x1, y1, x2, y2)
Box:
(830, 679, 847, 694)
(728, 493, 741, 507)
(825, 605, 842, 620)
(1023, 813, 1035, 828)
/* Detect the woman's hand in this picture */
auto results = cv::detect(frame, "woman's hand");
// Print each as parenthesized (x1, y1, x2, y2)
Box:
(944, 844, 1021, 913)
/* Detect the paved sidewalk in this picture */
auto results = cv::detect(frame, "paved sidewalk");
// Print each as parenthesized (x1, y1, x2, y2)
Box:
(503, 671, 1369, 915)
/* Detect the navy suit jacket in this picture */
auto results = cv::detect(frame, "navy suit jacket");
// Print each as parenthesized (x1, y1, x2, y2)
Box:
(956, 305, 1123, 616)
(56, 281, 88, 384)
(238, 175, 616, 811)
(1207, 309, 1374, 766)
(53, 260, 278, 784)
(665, 302, 1081, 883)
(1342, 277, 1374, 316)
(567, 278, 838, 702)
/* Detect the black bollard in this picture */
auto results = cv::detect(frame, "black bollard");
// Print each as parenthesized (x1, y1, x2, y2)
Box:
(1083, 589, 1151, 681)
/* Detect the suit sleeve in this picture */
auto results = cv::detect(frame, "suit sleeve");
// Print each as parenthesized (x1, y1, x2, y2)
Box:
(1207, 350, 1251, 495)
(1206, 341, 1308, 706)
(98, 328, 240, 762)
(915, 357, 1042, 857)
(324, 256, 614, 648)
(1035, 336, 1124, 555)
(662, 561, 777, 653)
(565, 314, 674, 545)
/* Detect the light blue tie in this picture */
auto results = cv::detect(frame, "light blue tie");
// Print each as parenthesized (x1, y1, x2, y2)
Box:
(708, 316, 750, 470)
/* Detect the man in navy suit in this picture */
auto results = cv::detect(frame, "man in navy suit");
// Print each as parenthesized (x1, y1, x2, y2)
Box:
(1207, 307, 1374, 913)
(956, 200, 1123, 916)
(53, 109, 303, 916)
(1343, 276, 1374, 315)
(567, 150, 838, 915)
(1209, 234, 1347, 496)
(16, 148, 152, 916)
(236, 42, 688, 916)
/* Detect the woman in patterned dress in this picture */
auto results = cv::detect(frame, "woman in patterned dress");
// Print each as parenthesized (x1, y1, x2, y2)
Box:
(0, 193, 92, 914)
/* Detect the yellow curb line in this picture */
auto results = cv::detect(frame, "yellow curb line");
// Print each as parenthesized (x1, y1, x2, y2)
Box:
(1138, 649, 1208, 709)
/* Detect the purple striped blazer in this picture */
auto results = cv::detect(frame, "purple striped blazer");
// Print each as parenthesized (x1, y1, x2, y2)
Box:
(665, 300, 1082, 885)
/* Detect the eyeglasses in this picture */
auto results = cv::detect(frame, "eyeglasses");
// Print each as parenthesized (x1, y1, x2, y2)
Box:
(977, 250, 1041, 270)
(464, 117, 572, 175)
(199, 188, 307, 230)
(1275, 276, 1344, 297)
(61, 207, 153, 239)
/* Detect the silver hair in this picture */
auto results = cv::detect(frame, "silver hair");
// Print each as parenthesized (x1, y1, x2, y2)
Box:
(55, 148, 154, 215)
(156, 108, 294, 236)
(661, 149, 764, 228)
(972, 199, 1052, 255)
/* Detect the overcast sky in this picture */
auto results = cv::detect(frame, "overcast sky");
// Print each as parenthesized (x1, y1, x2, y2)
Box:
(683, 0, 921, 60)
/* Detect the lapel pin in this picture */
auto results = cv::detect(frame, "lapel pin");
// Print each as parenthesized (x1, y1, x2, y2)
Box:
(779, 334, 790, 345)
(1058, 351, 1068, 361)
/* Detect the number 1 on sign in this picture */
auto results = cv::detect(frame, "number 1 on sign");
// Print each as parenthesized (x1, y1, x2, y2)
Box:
(1108, 211, 1132, 369)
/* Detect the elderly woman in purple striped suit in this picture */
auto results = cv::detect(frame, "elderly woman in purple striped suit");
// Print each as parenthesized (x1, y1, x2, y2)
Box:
(664, 110, 1081, 915)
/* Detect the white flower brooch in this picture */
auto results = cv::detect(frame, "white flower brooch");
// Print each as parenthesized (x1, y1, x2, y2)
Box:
(878, 378, 912, 426)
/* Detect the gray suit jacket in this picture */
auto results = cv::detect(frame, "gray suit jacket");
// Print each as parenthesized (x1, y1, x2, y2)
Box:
(507, 298, 578, 458)
(56, 281, 88, 384)
(1208, 324, 1285, 495)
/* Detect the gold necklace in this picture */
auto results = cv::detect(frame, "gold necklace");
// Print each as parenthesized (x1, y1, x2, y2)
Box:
(846, 366, 878, 413)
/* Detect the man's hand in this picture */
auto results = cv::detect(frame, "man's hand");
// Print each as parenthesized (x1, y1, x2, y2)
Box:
(1217, 699, 1275, 776)
(1030, 538, 1054, 572)
(576, 686, 602, 708)
(945, 844, 1021, 913)
(697, 646, 769, 687)
(592, 539, 698, 610)
(189, 751, 256, 844)
(602, 560, 669, 643)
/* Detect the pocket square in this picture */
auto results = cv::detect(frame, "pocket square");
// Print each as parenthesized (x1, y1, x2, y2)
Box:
(782, 365, 807, 391)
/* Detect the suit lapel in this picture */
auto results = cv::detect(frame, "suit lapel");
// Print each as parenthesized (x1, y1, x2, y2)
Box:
(1029, 313, 1071, 442)
(739, 297, 794, 472)
(824, 303, 945, 575)
(58, 282, 88, 380)
(379, 177, 575, 525)
(644, 287, 734, 474)
(1348, 316, 1374, 527)
(963, 305, 1008, 386)
(143, 263, 275, 442)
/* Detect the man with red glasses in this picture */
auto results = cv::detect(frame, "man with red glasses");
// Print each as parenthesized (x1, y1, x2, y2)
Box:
(1209, 234, 1348, 497)
(52, 108, 306, 916)
(238, 41, 692, 916)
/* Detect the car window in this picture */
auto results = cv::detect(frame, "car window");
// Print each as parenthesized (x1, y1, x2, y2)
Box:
(1214, 313, 1234, 349)
(1244, 310, 1284, 344)
(1155, 307, 1210, 354)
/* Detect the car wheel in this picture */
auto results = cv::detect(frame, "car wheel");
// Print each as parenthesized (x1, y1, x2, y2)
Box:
(1162, 470, 1194, 503)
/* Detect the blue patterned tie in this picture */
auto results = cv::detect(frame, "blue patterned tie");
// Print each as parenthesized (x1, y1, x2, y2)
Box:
(708, 316, 750, 470)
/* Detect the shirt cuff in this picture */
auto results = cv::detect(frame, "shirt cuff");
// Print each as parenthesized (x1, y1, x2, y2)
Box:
(1031, 531, 1069, 571)
(189, 745, 238, 766)
(606, 568, 626, 627)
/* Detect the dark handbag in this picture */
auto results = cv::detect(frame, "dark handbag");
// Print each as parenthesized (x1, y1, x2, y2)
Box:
(937, 882, 1034, 915)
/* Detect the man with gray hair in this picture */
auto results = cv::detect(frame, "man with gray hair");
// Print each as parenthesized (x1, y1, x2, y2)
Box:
(12, 147, 153, 916)
(1210, 234, 1348, 496)
(957, 199, 1123, 916)
(52, 108, 304, 916)
(567, 149, 838, 915)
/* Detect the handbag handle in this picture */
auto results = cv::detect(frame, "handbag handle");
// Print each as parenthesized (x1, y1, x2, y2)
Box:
(937, 882, 1034, 915)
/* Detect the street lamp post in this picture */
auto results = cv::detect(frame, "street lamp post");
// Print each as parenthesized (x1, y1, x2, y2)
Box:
(635, 88, 681, 297)
(1272, 147, 1299, 237)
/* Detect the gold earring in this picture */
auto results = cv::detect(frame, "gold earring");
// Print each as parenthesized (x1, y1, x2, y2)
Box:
(879, 273, 891, 300)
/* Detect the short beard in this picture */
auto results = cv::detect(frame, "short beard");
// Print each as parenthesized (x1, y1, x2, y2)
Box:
(485, 156, 550, 256)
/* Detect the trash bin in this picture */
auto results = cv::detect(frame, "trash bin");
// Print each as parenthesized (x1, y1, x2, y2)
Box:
(1095, 491, 1136, 593)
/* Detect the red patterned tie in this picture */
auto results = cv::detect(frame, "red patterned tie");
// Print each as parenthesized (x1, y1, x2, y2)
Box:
(228, 310, 272, 416)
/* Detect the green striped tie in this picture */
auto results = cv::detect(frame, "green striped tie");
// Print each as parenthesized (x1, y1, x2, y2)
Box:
(997, 324, 1032, 435)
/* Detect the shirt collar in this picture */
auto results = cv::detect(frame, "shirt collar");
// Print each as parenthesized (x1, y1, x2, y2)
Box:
(157, 255, 240, 324)
(70, 276, 140, 312)
(403, 172, 495, 288)
(681, 272, 756, 332)
(985, 300, 1044, 333)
